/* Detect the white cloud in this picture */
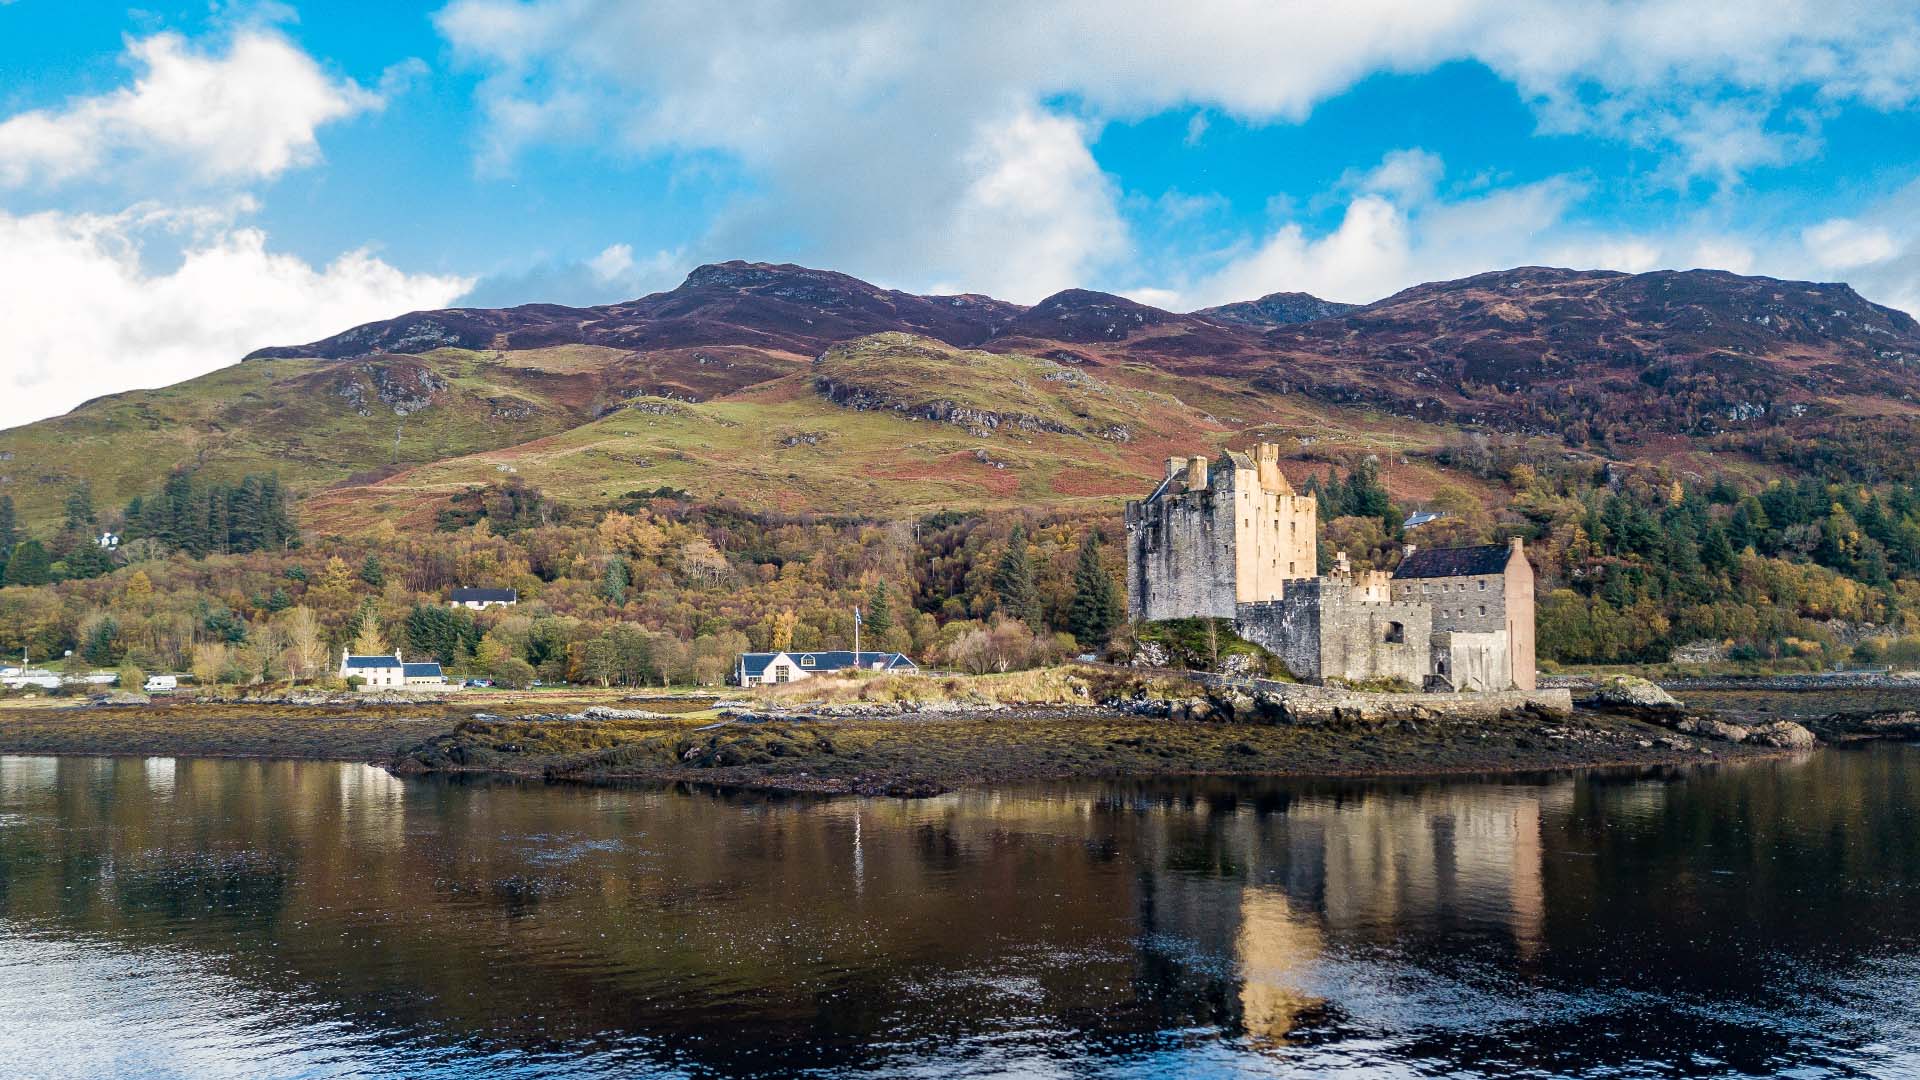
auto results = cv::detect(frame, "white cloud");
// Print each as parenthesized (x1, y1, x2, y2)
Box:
(0, 30, 384, 187)
(0, 207, 471, 430)
(1167, 155, 1587, 307)
(1354, 148, 1445, 203)
(1802, 217, 1899, 269)
(434, 0, 1920, 304)
(588, 243, 635, 281)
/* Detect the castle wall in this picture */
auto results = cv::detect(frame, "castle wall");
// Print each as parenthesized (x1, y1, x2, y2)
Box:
(1431, 631, 1509, 692)
(1237, 595, 1321, 682)
(1126, 484, 1237, 620)
(1238, 580, 1430, 686)
(1504, 549, 1536, 691)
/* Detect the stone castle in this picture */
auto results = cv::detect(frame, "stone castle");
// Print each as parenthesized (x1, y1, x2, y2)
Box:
(1125, 444, 1535, 691)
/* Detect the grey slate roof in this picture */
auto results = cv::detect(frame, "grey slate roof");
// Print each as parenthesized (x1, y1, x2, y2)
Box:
(403, 662, 444, 678)
(451, 587, 518, 602)
(1392, 544, 1512, 580)
(738, 651, 918, 679)
(343, 655, 402, 669)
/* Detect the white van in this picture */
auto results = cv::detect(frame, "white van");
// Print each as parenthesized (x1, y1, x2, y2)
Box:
(143, 675, 178, 693)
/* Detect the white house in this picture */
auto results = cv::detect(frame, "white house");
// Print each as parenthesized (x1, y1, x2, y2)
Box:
(450, 587, 518, 610)
(340, 651, 449, 691)
(735, 650, 918, 687)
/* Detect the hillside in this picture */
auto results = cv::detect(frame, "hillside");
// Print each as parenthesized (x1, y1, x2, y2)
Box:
(6, 259, 1920, 532)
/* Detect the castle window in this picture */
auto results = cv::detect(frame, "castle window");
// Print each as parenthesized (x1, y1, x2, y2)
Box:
(1478, 580, 1486, 591)
(1478, 605, 1487, 616)
(1288, 562, 1296, 575)
(1385, 621, 1405, 644)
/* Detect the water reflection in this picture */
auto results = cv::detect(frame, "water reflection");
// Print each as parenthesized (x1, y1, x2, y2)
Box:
(0, 749, 1915, 1077)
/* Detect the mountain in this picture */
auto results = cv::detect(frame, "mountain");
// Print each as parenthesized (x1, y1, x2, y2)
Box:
(245, 260, 1027, 360)
(7, 260, 1920, 533)
(1193, 291, 1359, 327)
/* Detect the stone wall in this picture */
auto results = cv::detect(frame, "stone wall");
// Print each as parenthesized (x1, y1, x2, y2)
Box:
(1236, 579, 1430, 686)
(1433, 630, 1509, 691)
(1186, 671, 1572, 724)
(1125, 444, 1316, 622)
(1126, 478, 1237, 620)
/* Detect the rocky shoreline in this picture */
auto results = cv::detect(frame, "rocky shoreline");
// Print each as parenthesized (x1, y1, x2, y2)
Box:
(5, 675, 1913, 797)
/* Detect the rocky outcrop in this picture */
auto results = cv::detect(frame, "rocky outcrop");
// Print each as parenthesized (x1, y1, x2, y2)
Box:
(1112, 680, 1572, 726)
(1749, 720, 1817, 749)
(1194, 291, 1357, 328)
(814, 377, 1076, 437)
(1587, 675, 1683, 713)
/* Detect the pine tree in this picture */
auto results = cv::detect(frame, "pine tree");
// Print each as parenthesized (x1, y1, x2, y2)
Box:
(0, 495, 15, 556)
(866, 581, 893, 637)
(360, 554, 386, 589)
(1067, 531, 1123, 649)
(63, 483, 95, 531)
(992, 525, 1041, 628)
(601, 555, 630, 605)
(2, 540, 51, 586)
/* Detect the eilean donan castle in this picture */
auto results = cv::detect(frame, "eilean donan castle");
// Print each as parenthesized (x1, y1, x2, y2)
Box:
(1125, 444, 1535, 691)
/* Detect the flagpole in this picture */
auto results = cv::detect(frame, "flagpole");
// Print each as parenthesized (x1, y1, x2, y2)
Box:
(854, 605, 862, 665)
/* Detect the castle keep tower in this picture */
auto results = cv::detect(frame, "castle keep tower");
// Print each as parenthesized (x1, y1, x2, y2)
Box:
(1125, 443, 1317, 621)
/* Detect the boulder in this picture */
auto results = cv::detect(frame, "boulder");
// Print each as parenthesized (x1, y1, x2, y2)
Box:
(1131, 641, 1172, 669)
(95, 690, 151, 706)
(1217, 653, 1261, 680)
(1589, 675, 1683, 712)
(1749, 720, 1817, 750)
(1676, 716, 1749, 743)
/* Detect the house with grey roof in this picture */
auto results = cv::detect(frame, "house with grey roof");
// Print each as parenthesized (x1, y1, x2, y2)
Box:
(339, 651, 450, 691)
(450, 587, 518, 610)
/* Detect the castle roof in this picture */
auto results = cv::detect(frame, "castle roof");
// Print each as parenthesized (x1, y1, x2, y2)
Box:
(1393, 544, 1513, 580)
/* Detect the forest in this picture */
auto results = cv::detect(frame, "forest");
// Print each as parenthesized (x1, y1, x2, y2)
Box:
(2, 445, 1919, 689)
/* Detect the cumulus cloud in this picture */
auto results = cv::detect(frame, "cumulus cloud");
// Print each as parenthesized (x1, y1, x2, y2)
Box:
(1167, 156, 1587, 307)
(0, 30, 385, 188)
(0, 207, 471, 430)
(1802, 218, 1899, 269)
(435, 0, 1920, 304)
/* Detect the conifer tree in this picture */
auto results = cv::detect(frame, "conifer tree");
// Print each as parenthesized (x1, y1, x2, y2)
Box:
(63, 483, 95, 531)
(1067, 531, 1123, 648)
(360, 554, 386, 589)
(0, 495, 16, 556)
(866, 581, 893, 637)
(2, 539, 51, 586)
(601, 555, 630, 605)
(992, 525, 1041, 627)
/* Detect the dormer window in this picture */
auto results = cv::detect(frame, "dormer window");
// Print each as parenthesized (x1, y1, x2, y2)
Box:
(799, 655, 815, 667)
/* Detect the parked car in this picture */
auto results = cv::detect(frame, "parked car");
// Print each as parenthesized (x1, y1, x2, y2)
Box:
(465, 679, 493, 688)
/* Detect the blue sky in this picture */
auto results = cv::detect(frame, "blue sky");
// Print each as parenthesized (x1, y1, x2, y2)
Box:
(4, 1, 1920, 428)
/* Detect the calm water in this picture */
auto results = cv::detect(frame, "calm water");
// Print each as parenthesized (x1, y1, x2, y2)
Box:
(2, 750, 1919, 1078)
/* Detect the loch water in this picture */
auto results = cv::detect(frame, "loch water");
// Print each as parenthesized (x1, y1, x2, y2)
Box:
(1, 746, 1918, 1078)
